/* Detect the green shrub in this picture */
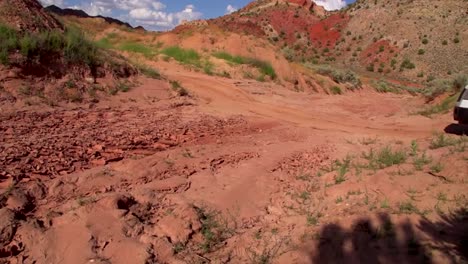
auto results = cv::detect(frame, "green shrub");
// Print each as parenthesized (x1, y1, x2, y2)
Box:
(442, 40, 448, 45)
(418, 49, 425, 55)
(400, 58, 415, 70)
(454, 37, 460, 44)
(19, 34, 38, 57)
(63, 27, 100, 66)
(422, 38, 428, 44)
(309, 65, 362, 89)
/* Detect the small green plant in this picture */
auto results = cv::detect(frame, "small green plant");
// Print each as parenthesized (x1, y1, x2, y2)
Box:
(116, 81, 131, 92)
(422, 38, 428, 45)
(418, 49, 425, 55)
(429, 133, 457, 149)
(170, 80, 189, 96)
(195, 206, 235, 253)
(330, 86, 342, 95)
(307, 214, 319, 226)
(398, 201, 419, 214)
(400, 58, 415, 70)
(442, 40, 448, 45)
(413, 152, 432, 171)
(430, 162, 444, 173)
(335, 196, 343, 203)
(173, 242, 186, 254)
(380, 198, 390, 209)
(334, 156, 351, 184)
(436, 192, 447, 202)
(136, 64, 161, 79)
(363, 146, 407, 170)
(410, 140, 419, 156)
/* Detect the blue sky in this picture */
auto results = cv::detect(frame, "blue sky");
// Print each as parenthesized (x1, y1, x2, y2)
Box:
(39, 0, 356, 30)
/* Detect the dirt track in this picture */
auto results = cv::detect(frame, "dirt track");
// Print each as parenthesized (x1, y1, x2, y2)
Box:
(0, 71, 467, 264)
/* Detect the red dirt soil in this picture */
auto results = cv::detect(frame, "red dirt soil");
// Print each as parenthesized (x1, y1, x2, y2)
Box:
(309, 13, 350, 48)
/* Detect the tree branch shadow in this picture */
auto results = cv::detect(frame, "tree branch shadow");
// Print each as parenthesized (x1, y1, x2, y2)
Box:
(308, 209, 468, 264)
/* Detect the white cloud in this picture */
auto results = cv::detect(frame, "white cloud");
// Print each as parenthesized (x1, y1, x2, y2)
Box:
(128, 4, 202, 29)
(226, 4, 237, 14)
(44, 0, 202, 31)
(38, 0, 64, 6)
(313, 0, 347, 10)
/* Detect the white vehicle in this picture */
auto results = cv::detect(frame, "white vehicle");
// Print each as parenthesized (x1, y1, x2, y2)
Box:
(454, 85, 468, 124)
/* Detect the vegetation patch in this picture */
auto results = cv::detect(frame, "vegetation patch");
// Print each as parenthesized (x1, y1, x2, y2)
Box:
(161, 46, 201, 66)
(306, 64, 362, 90)
(362, 146, 407, 170)
(213, 51, 277, 79)
(195, 206, 235, 253)
(0, 24, 101, 68)
(118, 41, 155, 58)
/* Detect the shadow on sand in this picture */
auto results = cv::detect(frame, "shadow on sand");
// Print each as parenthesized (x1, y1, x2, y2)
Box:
(444, 123, 468, 136)
(308, 209, 468, 264)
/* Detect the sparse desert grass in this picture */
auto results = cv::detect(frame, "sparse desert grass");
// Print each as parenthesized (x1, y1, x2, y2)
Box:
(359, 137, 378, 145)
(161, 46, 201, 66)
(246, 236, 284, 264)
(430, 162, 444, 173)
(429, 133, 458, 149)
(416, 93, 458, 117)
(135, 63, 161, 79)
(334, 156, 351, 184)
(170, 80, 189, 96)
(213, 51, 277, 79)
(195, 206, 235, 253)
(412, 152, 432, 171)
(398, 200, 419, 214)
(362, 146, 407, 170)
(118, 41, 155, 58)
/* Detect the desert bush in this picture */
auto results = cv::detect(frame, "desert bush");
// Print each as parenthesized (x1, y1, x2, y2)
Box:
(309, 64, 362, 89)
(0, 24, 101, 67)
(400, 58, 415, 70)
(422, 74, 467, 100)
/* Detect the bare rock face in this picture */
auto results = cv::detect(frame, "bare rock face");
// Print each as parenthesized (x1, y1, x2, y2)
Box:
(0, 0, 63, 32)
